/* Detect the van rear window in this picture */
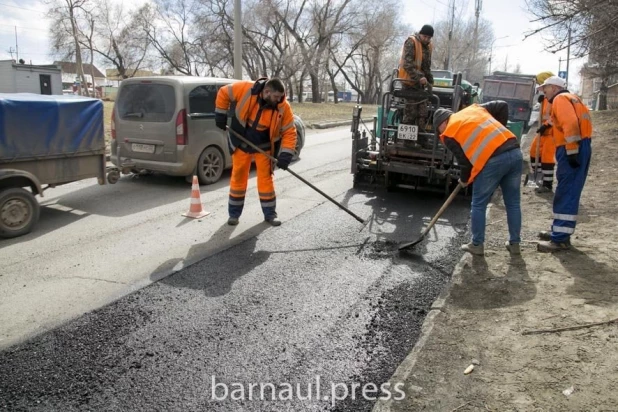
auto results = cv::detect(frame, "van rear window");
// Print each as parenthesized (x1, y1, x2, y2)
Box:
(117, 84, 176, 122)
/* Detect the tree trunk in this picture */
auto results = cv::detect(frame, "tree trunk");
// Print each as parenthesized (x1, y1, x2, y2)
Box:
(598, 77, 608, 111)
(69, 5, 89, 97)
(310, 71, 321, 103)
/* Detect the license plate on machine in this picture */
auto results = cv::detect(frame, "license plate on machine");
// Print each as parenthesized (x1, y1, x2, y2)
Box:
(131, 143, 155, 154)
(398, 124, 418, 141)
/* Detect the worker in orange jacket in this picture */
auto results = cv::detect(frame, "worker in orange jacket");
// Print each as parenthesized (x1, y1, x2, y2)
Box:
(398, 24, 434, 132)
(215, 78, 297, 226)
(535, 76, 593, 252)
(529, 71, 557, 193)
(433, 101, 522, 256)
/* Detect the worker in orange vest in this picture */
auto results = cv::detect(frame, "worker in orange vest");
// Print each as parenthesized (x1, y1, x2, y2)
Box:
(433, 101, 522, 256)
(529, 71, 557, 193)
(215, 78, 297, 226)
(398, 24, 434, 134)
(530, 72, 556, 193)
(535, 76, 593, 252)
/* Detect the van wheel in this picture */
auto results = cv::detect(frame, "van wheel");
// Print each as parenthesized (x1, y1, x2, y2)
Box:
(197, 146, 225, 185)
(0, 188, 40, 239)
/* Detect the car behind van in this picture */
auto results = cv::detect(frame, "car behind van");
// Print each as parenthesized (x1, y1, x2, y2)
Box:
(110, 76, 305, 184)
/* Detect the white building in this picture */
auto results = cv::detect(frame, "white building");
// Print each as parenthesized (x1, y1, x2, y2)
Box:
(54, 61, 107, 89)
(0, 59, 62, 95)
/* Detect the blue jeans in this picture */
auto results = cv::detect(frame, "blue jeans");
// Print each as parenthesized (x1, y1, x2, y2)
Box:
(470, 148, 523, 245)
(551, 139, 592, 242)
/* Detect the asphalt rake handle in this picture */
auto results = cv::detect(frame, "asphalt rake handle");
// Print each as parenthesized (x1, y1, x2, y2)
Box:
(398, 182, 463, 251)
(226, 126, 365, 224)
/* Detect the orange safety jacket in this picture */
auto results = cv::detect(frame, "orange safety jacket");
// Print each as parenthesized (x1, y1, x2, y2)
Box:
(215, 79, 296, 157)
(529, 97, 556, 162)
(549, 91, 592, 155)
(441, 104, 517, 182)
(398, 36, 433, 83)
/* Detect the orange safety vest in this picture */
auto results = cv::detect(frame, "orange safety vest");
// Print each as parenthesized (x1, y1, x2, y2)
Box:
(398, 36, 433, 81)
(550, 92, 592, 155)
(215, 80, 296, 156)
(441, 104, 516, 182)
(529, 97, 555, 159)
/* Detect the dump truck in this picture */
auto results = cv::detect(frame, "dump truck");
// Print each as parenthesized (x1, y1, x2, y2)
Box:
(0, 93, 118, 238)
(350, 71, 469, 194)
(482, 71, 536, 132)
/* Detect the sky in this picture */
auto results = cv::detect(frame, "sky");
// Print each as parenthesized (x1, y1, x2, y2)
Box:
(0, 0, 585, 92)
(403, 0, 585, 91)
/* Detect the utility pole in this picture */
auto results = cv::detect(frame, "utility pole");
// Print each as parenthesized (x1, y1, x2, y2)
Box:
(566, 23, 572, 87)
(472, 0, 482, 66)
(15, 26, 19, 62)
(233, 0, 242, 80)
(445, 0, 456, 70)
(558, 57, 563, 73)
(7, 47, 16, 60)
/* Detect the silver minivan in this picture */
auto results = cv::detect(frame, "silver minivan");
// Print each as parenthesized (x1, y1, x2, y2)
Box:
(110, 76, 305, 184)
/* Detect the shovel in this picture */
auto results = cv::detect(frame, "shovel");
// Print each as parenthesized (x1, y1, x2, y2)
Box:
(524, 133, 543, 187)
(398, 182, 463, 251)
(226, 126, 366, 224)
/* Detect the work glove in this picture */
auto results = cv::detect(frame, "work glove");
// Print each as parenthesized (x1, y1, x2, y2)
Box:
(567, 154, 580, 168)
(538, 94, 545, 103)
(536, 124, 550, 135)
(458, 179, 469, 188)
(276, 152, 293, 170)
(215, 113, 228, 131)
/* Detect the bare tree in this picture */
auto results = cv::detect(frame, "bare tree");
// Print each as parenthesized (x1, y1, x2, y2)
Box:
(526, 0, 618, 109)
(329, 0, 406, 104)
(94, 1, 153, 79)
(431, 15, 494, 83)
(267, 0, 360, 103)
(48, 0, 91, 96)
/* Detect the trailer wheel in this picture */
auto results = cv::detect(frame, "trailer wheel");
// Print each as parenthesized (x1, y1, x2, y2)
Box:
(0, 188, 40, 239)
(107, 170, 120, 184)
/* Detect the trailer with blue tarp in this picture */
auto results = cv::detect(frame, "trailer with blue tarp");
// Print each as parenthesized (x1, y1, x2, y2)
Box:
(0, 93, 117, 238)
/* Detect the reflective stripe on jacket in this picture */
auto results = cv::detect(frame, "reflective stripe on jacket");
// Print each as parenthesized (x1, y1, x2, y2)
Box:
(398, 36, 433, 83)
(550, 91, 592, 155)
(215, 80, 296, 156)
(440, 104, 516, 182)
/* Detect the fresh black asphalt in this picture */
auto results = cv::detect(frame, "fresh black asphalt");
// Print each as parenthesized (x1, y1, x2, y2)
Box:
(0, 187, 470, 411)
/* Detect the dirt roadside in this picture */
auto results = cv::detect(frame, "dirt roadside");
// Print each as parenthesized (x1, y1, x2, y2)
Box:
(376, 110, 618, 411)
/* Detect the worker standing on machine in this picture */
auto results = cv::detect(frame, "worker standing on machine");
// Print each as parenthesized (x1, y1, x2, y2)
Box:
(398, 24, 434, 136)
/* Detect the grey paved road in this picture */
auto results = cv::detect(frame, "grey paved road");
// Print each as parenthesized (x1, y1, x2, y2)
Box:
(0, 127, 470, 411)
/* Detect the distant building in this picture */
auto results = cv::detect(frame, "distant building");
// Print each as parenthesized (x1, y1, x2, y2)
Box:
(105, 68, 158, 86)
(0, 59, 62, 95)
(54, 61, 106, 90)
(579, 64, 618, 110)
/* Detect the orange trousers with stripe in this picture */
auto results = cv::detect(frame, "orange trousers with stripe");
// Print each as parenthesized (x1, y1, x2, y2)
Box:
(228, 149, 277, 219)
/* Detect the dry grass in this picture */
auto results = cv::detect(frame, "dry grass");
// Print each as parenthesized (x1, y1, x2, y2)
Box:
(102, 100, 380, 145)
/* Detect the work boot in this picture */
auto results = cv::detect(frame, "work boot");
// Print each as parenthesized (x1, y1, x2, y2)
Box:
(537, 240, 571, 253)
(537, 231, 551, 241)
(505, 241, 521, 255)
(265, 218, 281, 226)
(535, 186, 552, 194)
(227, 217, 239, 226)
(461, 242, 484, 256)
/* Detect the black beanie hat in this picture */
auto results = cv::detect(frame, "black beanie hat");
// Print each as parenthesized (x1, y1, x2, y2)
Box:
(419, 24, 434, 37)
(433, 108, 453, 134)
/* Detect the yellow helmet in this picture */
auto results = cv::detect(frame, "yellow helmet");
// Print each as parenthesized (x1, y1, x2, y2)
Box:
(536, 71, 555, 85)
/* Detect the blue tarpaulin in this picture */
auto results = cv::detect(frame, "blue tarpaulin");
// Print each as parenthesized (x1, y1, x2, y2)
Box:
(0, 93, 105, 161)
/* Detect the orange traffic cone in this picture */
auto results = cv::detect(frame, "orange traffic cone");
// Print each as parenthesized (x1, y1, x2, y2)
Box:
(182, 176, 210, 219)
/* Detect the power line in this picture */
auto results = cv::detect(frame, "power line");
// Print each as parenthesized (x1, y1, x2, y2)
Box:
(0, 24, 48, 33)
(0, 2, 45, 13)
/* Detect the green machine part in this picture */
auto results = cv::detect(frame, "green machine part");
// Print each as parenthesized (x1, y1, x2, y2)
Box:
(506, 120, 524, 144)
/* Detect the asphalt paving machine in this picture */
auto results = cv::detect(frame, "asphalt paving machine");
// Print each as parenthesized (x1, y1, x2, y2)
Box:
(351, 71, 471, 195)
